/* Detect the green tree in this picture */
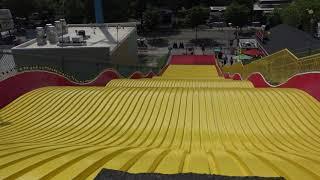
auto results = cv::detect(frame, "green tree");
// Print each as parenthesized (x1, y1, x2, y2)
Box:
(129, 0, 149, 23)
(212, 0, 232, 6)
(2, 0, 36, 17)
(234, 0, 254, 10)
(142, 8, 160, 32)
(280, 0, 320, 32)
(185, 6, 209, 40)
(186, 6, 209, 28)
(280, 2, 302, 27)
(225, 2, 250, 28)
(103, 0, 131, 22)
(267, 8, 282, 27)
(60, 0, 94, 23)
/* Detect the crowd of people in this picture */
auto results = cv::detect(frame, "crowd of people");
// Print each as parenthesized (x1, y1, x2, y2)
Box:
(169, 42, 208, 55)
(168, 41, 237, 66)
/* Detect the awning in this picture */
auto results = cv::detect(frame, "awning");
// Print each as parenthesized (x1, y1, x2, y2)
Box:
(243, 49, 264, 57)
(236, 54, 253, 60)
(214, 47, 222, 52)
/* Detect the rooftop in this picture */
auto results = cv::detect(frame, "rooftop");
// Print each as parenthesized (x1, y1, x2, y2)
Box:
(262, 24, 320, 55)
(210, 6, 227, 11)
(259, 0, 290, 2)
(13, 24, 136, 51)
(254, 3, 275, 11)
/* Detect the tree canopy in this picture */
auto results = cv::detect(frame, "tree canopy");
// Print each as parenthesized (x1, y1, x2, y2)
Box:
(0, 0, 216, 20)
(142, 8, 160, 32)
(280, 0, 320, 32)
(225, 2, 250, 27)
(267, 8, 282, 28)
(185, 6, 209, 28)
(233, 0, 254, 10)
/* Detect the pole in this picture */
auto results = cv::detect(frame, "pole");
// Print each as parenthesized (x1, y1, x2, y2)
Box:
(308, 9, 314, 55)
(309, 18, 313, 55)
(61, 0, 65, 47)
(117, 25, 120, 47)
(236, 26, 239, 46)
(94, 0, 104, 23)
(195, 26, 198, 40)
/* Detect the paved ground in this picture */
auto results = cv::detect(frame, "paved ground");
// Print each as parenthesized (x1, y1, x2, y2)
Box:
(1, 28, 252, 68)
(140, 28, 256, 66)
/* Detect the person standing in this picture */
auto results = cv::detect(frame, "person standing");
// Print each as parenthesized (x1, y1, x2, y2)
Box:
(223, 56, 227, 65)
(201, 45, 205, 55)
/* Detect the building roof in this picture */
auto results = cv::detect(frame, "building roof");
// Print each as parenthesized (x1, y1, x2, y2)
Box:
(13, 24, 136, 51)
(259, 0, 290, 2)
(210, 6, 227, 11)
(254, 0, 290, 11)
(242, 49, 264, 57)
(253, 3, 275, 11)
(262, 24, 320, 55)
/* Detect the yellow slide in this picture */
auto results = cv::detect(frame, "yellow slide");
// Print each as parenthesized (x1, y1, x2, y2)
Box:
(0, 65, 320, 180)
(106, 79, 254, 88)
(159, 65, 223, 79)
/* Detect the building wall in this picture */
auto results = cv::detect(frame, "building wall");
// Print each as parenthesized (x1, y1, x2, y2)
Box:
(12, 47, 111, 80)
(12, 24, 138, 80)
(110, 28, 138, 65)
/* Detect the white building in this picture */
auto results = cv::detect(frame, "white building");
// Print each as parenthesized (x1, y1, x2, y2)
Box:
(12, 23, 138, 80)
(254, 0, 291, 13)
(239, 39, 258, 49)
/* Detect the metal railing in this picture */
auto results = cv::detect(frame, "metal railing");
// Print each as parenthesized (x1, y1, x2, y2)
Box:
(1, 50, 169, 82)
(16, 63, 161, 83)
(17, 66, 81, 83)
(222, 49, 320, 84)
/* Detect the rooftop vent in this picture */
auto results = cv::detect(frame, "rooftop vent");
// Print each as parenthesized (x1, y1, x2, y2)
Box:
(47, 25, 58, 44)
(55, 21, 63, 35)
(36, 27, 47, 46)
(71, 35, 84, 43)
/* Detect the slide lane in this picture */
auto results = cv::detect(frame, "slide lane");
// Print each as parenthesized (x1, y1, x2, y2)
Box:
(224, 72, 320, 101)
(1, 86, 320, 179)
(0, 70, 156, 108)
(161, 65, 221, 79)
(106, 79, 254, 88)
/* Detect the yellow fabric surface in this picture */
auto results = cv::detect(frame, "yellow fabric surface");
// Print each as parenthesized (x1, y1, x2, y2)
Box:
(0, 65, 320, 180)
(106, 79, 254, 88)
(160, 65, 222, 79)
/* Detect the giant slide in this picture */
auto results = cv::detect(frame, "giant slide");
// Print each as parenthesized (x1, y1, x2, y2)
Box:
(0, 55, 319, 179)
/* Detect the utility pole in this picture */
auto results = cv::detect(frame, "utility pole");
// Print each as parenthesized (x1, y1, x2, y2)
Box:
(307, 9, 314, 55)
(116, 24, 121, 47)
(195, 26, 198, 41)
(94, 0, 104, 23)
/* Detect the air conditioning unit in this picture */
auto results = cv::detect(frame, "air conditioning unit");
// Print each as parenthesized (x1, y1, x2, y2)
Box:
(72, 36, 84, 43)
(77, 30, 86, 38)
(58, 36, 70, 43)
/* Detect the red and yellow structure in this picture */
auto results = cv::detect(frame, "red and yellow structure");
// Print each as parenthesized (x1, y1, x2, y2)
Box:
(0, 55, 320, 179)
